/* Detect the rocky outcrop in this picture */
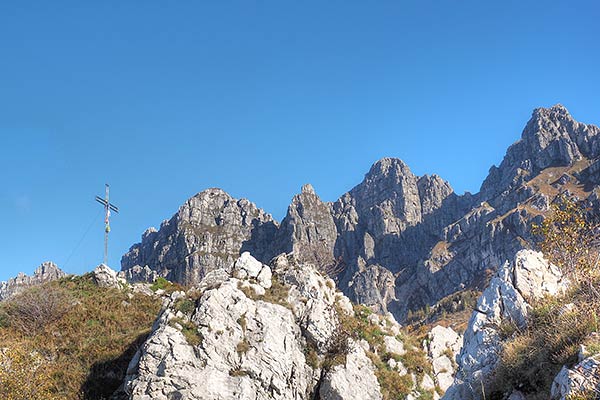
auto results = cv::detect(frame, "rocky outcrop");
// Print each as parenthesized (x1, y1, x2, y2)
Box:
(119, 252, 433, 400)
(0, 261, 66, 301)
(274, 184, 338, 270)
(332, 158, 471, 314)
(426, 325, 462, 393)
(319, 340, 382, 400)
(480, 104, 600, 205)
(92, 264, 125, 289)
(120, 105, 600, 324)
(550, 355, 600, 400)
(442, 250, 568, 400)
(121, 188, 278, 286)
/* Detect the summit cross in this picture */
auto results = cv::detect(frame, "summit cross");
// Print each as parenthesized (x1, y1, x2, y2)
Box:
(95, 184, 119, 266)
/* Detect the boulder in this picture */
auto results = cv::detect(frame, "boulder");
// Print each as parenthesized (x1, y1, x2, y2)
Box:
(550, 356, 600, 400)
(319, 340, 382, 400)
(92, 264, 123, 289)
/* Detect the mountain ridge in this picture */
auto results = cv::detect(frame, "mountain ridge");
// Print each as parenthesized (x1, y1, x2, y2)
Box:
(120, 104, 600, 321)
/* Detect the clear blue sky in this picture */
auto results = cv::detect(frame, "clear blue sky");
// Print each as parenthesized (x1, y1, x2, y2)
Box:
(1, 1, 599, 281)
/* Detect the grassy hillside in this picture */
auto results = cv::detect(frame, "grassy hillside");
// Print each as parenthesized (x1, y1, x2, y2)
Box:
(488, 196, 600, 399)
(0, 274, 161, 399)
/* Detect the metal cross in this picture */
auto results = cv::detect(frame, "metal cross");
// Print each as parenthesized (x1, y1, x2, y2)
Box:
(95, 184, 119, 266)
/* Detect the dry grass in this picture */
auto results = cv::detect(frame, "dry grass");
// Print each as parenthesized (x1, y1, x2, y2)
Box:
(489, 292, 599, 400)
(489, 197, 600, 399)
(0, 274, 161, 399)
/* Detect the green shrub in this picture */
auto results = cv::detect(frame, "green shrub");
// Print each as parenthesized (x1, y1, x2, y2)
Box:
(169, 317, 203, 346)
(150, 277, 169, 291)
(174, 298, 196, 315)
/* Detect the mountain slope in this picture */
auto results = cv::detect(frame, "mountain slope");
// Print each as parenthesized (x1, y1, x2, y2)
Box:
(121, 104, 600, 322)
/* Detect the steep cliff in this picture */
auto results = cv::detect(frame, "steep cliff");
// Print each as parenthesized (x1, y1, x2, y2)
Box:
(121, 188, 278, 286)
(121, 105, 600, 323)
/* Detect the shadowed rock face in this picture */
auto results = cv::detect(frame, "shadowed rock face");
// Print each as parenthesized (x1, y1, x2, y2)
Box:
(273, 183, 338, 269)
(121, 105, 600, 322)
(0, 261, 66, 301)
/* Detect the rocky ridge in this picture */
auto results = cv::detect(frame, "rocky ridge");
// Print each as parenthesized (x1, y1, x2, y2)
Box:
(118, 252, 440, 400)
(121, 105, 600, 323)
(121, 188, 278, 286)
(0, 261, 66, 301)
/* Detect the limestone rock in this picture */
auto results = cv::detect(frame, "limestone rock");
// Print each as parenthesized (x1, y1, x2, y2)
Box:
(550, 355, 600, 400)
(319, 340, 382, 400)
(426, 325, 462, 393)
(443, 250, 567, 400)
(274, 184, 338, 270)
(233, 251, 264, 279)
(120, 252, 390, 400)
(121, 188, 278, 286)
(117, 265, 157, 284)
(92, 264, 124, 289)
(0, 261, 66, 301)
(481, 104, 600, 203)
(383, 335, 406, 356)
(123, 276, 314, 400)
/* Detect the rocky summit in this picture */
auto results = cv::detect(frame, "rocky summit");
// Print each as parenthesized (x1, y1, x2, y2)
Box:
(121, 188, 278, 286)
(0, 261, 66, 301)
(122, 104, 600, 323)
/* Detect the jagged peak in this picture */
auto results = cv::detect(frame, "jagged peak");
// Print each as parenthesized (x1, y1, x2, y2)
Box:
(190, 187, 233, 200)
(523, 103, 576, 139)
(33, 261, 63, 277)
(532, 103, 571, 118)
(479, 104, 600, 201)
(366, 157, 414, 181)
(301, 183, 316, 195)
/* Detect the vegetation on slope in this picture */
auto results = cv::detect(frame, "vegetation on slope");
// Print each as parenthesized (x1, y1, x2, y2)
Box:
(488, 196, 600, 400)
(0, 274, 161, 399)
(331, 304, 435, 400)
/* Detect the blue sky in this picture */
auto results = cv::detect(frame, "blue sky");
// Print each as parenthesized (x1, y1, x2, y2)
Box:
(1, 1, 599, 280)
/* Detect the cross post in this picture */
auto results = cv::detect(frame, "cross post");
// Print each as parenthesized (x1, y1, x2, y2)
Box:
(95, 184, 119, 266)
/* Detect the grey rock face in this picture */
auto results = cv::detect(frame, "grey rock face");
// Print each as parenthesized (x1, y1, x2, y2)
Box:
(0, 261, 66, 301)
(121, 188, 278, 286)
(274, 184, 338, 270)
(319, 340, 382, 400)
(332, 158, 470, 314)
(480, 104, 600, 204)
(550, 355, 600, 400)
(121, 253, 390, 400)
(92, 264, 124, 289)
(426, 325, 462, 393)
(443, 250, 567, 400)
(120, 105, 600, 324)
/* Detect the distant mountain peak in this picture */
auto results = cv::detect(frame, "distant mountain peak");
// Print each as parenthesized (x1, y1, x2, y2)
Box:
(0, 261, 66, 301)
(533, 103, 570, 115)
(367, 157, 413, 180)
(480, 104, 600, 202)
